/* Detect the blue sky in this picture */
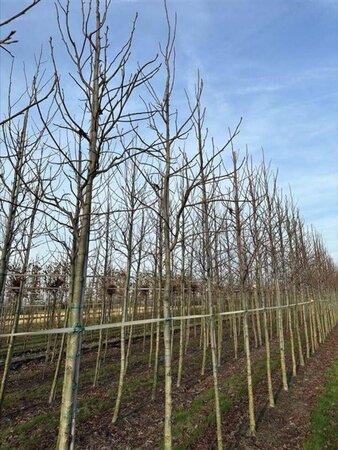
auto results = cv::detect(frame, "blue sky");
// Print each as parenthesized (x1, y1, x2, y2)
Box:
(1, 0, 337, 262)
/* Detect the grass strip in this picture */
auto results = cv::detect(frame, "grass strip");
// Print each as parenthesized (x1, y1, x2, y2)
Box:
(303, 357, 338, 450)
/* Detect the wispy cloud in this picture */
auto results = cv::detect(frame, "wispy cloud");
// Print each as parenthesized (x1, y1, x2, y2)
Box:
(0, 0, 337, 261)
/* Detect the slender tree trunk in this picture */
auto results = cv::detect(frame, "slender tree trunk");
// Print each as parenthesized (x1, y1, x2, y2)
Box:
(0, 191, 39, 410)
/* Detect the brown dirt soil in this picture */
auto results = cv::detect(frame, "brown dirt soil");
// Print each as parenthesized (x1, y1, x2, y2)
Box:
(234, 326, 338, 450)
(0, 325, 337, 449)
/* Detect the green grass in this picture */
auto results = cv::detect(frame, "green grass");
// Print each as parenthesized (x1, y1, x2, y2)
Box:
(172, 374, 239, 450)
(0, 413, 58, 450)
(0, 348, 156, 449)
(172, 344, 282, 450)
(0, 330, 292, 450)
(303, 357, 338, 450)
(0, 395, 113, 449)
(2, 381, 53, 409)
(77, 397, 113, 421)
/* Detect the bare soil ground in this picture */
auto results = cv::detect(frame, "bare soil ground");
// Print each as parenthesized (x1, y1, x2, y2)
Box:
(0, 325, 337, 449)
(236, 326, 338, 450)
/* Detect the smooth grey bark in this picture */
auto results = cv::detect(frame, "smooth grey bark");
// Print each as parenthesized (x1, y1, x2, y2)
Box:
(196, 103, 223, 449)
(112, 164, 137, 423)
(231, 150, 256, 435)
(56, 4, 101, 446)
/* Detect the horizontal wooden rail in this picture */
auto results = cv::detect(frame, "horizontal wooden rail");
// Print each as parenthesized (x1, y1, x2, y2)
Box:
(2, 298, 336, 339)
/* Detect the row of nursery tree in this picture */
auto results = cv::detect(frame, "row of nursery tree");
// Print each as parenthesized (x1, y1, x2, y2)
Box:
(0, 1, 337, 449)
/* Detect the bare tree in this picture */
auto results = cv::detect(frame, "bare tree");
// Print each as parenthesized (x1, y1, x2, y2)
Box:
(35, 1, 159, 447)
(0, 0, 41, 52)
